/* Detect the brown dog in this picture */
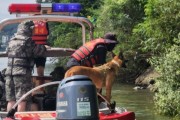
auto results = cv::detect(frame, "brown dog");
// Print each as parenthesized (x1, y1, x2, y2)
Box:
(64, 52, 126, 103)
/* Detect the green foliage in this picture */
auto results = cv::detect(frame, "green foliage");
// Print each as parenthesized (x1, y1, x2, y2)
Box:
(152, 42, 180, 117)
(132, 0, 180, 118)
(95, 0, 147, 56)
(48, 22, 82, 48)
(133, 0, 180, 54)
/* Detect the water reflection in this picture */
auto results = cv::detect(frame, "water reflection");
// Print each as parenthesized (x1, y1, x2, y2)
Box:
(111, 83, 170, 120)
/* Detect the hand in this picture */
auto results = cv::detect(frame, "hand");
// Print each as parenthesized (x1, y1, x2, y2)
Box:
(45, 45, 51, 49)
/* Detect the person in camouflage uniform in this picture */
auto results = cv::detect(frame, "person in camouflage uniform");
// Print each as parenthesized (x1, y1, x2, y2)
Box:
(5, 20, 47, 112)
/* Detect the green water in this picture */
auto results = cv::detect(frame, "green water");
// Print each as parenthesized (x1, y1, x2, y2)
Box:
(111, 83, 170, 120)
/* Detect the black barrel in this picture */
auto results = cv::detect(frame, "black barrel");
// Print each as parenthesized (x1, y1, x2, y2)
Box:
(56, 75, 99, 120)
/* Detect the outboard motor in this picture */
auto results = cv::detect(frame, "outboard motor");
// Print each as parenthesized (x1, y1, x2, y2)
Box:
(56, 75, 99, 120)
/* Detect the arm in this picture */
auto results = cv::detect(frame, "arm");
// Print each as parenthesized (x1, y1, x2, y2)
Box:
(96, 45, 107, 65)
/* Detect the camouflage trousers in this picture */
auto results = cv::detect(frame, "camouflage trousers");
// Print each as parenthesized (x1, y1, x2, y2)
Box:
(5, 73, 33, 101)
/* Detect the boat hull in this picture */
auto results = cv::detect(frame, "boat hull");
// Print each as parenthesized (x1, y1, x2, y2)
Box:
(12, 111, 135, 120)
(100, 111, 135, 120)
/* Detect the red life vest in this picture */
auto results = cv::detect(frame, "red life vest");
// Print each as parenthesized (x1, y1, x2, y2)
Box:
(32, 21, 49, 45)
(71, 38, 107, 67)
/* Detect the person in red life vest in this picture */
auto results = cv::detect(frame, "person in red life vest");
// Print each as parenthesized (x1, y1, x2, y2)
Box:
(66, 32, 118, 69)
(66, 32, 118, 107)
(32, 20, 50, 77)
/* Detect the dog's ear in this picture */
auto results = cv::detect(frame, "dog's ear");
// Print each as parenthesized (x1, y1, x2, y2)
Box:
(118, 52, 128, 68)
(118, 51, 124, 60)
(111, 52, 116, 58)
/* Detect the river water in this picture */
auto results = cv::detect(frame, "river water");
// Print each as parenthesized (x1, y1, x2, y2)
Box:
(112, 84, 170, 120)
(0, 58, 171, 120)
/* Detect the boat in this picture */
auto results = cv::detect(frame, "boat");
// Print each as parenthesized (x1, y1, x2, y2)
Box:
(0, 76, 135, 120)
(0, 2, 135, 120)
(1, 76, 135, 120)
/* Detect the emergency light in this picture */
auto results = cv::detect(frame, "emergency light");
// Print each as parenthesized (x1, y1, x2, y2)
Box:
(8, 4, 41, 13)
(52, 3, 81, 12)
(8, 3, 82, 14)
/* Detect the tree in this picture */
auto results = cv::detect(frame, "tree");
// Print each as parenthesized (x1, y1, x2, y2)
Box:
(133, 0, 180, 118)
(96, 0, 147, 52)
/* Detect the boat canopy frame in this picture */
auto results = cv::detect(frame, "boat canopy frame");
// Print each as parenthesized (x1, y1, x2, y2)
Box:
(0, 15, 94, 57)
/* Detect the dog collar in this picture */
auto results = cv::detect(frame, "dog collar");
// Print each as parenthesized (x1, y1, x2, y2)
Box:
(112, 60, 120, 67)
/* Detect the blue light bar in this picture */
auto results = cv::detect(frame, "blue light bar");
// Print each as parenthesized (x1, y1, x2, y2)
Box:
(52, 3, 81, 13)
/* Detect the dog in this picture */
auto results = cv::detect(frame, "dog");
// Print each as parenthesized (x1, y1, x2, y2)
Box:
(64, 52, 126, 103)
(50, 66, 66, 81)
(38, 66, 66, 95)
